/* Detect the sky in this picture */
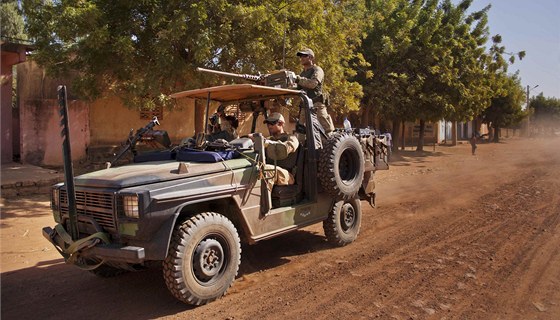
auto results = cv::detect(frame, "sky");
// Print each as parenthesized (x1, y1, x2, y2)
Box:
(466, 0, 560, 100)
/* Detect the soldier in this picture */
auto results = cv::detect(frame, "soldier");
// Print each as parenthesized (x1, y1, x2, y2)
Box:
(208, 105, 239, 142)
(295, 48, 335, 135)
(251, 112, 299, 188)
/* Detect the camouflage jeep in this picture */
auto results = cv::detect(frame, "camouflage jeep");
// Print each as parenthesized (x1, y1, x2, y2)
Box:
(43, 83, 390, 306)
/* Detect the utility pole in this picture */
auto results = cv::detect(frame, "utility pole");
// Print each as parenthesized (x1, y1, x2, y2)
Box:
(527, 85, 530, 137)
(526, 84, 539, 137)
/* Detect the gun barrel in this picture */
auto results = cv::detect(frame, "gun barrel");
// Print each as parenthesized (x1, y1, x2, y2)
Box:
(196, 67, 261, 82)
(109, 117, 160, 167)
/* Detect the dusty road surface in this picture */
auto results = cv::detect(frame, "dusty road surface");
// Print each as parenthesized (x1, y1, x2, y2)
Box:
(2, 137, 559, 319)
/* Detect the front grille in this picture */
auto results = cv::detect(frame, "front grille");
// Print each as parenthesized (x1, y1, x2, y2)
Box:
(60, 189, 116, 231)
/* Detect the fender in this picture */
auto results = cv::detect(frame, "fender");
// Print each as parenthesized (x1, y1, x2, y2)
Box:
(139, 193, 242, 261)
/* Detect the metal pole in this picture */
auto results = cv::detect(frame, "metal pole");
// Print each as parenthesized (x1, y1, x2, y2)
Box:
(58, 85, 79, 240)
(282, 11, 287, 69)
(527, 85, 530, 137)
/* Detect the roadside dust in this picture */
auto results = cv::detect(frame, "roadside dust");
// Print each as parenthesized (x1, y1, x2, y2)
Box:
(2, 137, 559, 319)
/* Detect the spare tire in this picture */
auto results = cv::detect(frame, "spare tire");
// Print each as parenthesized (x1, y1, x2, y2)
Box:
(319, 133, 364, 200)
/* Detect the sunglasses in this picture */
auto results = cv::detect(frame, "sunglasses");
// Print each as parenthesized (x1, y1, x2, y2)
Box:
(298, 54, 309, 58)
(265, 120, 279, 125)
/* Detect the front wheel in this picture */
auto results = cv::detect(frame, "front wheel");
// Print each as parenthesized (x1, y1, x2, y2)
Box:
(323, 197, 362, 246)
(163, 212, 241, 305)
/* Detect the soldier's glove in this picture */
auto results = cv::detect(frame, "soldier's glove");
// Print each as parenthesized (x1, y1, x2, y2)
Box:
(295, 75, 301, 83)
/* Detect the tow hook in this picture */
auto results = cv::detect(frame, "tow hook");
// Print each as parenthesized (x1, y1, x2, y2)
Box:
(42, 223, 110, 270)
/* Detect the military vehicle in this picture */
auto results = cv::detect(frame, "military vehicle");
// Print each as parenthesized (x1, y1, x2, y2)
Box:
(43, 77, 390, 306)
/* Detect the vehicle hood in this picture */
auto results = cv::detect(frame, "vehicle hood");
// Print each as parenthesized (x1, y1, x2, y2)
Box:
(74, 159, 253, 189)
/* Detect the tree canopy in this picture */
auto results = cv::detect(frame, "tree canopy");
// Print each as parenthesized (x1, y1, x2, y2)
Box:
(22, 0, 367, 111)
(481, 72, 525, 141)
(359, 0, 498, 149)
(1, 0, 27, 40)
(530, 94, 560, 135)
(21, 0, 530, 142)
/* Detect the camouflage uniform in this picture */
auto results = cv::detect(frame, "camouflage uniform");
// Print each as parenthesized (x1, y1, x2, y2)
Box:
(217, 115, 238, 141)
(208, 115, 238, 142)
(264, 133, 299, 187)
(262, 113, 300, 188)
(296, 49, 335, 135)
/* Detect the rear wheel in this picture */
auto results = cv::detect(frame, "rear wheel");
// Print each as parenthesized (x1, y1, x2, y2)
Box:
(163, 212, 241, 305)
(323, 197, 362, 246)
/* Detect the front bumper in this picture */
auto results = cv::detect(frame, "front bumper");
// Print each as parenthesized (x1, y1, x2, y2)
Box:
(42, 226, 146, 265)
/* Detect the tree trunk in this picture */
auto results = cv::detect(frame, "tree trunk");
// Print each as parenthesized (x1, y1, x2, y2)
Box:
(391, 119, 400, 152)
(451, 121, 457, 146)
(359, 105, 372, 128)
(416, 119, 425, 151)
(401, 121, 406, 151)
(493, 127, 501, 143)
(444, 121, 447, 144)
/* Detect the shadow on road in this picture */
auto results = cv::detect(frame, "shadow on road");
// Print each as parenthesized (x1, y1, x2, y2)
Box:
(1, 229, 331, 319)
(389, 150, 448, 167)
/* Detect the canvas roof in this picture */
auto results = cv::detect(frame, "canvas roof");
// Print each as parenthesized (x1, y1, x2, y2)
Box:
(169, 84, 301, 103)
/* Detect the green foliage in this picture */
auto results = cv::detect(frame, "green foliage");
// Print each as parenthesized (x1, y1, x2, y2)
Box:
(21, 0, 531, 130)
(481, 73, 525, 131)
(360, 0, 492, 125)
(1, 0, 27, 39)
(530, 94, 560, 133)
(480, 32, 526, 142)
(359, 0, 527, 148)
(22, 0, 366, 112)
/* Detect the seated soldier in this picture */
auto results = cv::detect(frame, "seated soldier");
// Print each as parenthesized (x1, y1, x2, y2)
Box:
(253, 112, 299, 189)
(208, 106, 239, 142)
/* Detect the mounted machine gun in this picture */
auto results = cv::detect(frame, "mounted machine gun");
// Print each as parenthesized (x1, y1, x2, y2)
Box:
(197, 67, 298, 89)
(109, 116, 171, 167)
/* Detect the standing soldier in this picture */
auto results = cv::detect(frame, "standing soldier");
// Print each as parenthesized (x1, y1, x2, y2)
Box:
(295, 48, 335, 135)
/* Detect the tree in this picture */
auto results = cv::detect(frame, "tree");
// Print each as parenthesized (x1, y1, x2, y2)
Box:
(480, 33, 526, 143)
(359, 0, 493, 151)
(358, 0, 430, 149)
(481, 73, 525, 142)
(530, 94, 560, 136)
(1, 0, 28, 107)
(1, 0, 27, 40)
(22, 0, 367, 113)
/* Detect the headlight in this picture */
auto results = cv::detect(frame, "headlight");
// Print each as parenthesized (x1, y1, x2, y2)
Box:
(122, 195, 139, 219)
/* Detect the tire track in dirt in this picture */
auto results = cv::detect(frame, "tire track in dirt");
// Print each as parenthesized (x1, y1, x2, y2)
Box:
(3, 138, 559, 320)
(201, 150, 560, 320)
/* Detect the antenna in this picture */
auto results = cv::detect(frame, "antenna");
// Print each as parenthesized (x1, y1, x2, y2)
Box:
(282, 11, 287, 69)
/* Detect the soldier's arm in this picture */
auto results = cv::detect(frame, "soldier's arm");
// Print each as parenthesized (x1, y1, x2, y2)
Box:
(297, 77, 319, 89)
(266, 136, 299, 160)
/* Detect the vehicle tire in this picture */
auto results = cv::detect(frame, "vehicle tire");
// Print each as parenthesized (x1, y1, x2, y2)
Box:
(323, 197, 362, 246)
(89, 264, 128, 277)
(163, 212, 241, 305)
(319, 133, 365, 200)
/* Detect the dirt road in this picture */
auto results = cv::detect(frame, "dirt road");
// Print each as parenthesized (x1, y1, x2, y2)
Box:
(2, 137, 559, 319)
